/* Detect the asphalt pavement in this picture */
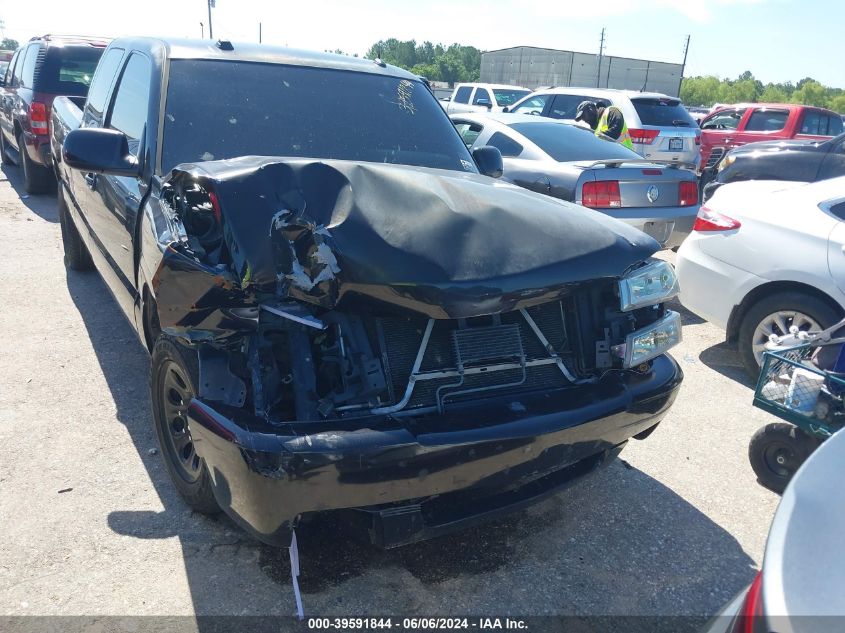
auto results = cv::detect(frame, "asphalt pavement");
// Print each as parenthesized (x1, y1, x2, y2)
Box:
(0, 162, 781, 625)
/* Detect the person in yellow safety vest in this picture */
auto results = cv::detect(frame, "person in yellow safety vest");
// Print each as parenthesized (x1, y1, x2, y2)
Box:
(574, 101, 635, 150)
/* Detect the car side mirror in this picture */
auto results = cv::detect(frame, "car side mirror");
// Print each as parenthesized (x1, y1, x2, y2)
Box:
(63, 128, 139, 177)
(472, 146, 503, 179)
(442, 96, 451, 102)
(475, 98, 492, 109)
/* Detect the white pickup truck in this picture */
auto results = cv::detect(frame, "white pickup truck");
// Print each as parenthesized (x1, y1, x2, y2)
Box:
(445, 82, 530, 114)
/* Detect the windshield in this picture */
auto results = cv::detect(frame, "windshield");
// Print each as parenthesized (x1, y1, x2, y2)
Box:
(162, 59, 477, 175)
(493, 89, 530, 106)
(632, 98, 697, 127)
(510, 122, 641, 162)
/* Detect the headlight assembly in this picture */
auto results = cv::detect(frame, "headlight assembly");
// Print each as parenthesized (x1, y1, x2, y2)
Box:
(612, 311, 682, 368)
(717, 154, 736, 172)
(618, 260, 679, 312)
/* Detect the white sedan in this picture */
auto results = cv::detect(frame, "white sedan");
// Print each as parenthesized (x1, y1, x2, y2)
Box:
(676, 176, 845, 378)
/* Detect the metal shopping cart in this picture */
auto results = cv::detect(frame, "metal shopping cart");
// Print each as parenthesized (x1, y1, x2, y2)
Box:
(750, 317, 845, 493)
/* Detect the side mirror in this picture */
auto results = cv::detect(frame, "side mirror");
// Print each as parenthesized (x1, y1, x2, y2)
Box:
(442, 96, 451, 102)
(63, 128, 139, 177)
(475, 98, 492, 109)
(472, 146, 503, 179)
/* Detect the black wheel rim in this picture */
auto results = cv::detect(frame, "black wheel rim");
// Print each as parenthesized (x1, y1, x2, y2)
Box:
(762, 440, 800, 479)
(160, 360, 202, 483)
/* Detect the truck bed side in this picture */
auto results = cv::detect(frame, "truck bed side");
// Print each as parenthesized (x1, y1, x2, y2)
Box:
(50, 96, 83, 182)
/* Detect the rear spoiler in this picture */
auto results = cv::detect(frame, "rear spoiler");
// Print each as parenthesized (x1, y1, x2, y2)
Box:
(574, 158, 698, 171)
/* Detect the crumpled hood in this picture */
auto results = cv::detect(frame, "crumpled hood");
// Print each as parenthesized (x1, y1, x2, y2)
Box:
(168, 157, 659, 318)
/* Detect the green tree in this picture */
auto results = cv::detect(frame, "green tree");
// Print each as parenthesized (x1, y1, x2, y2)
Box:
(1, 38, 19, 50)
(829, 93, 845, 114)
(790, 80, 827, 106)
(365, 38, 482, 83)
(759, 84, 789, 103)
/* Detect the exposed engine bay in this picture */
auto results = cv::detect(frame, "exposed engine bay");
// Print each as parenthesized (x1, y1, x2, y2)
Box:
(151, 157, 671, 423)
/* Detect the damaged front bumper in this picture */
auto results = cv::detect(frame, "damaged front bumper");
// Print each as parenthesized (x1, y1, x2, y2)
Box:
(186, 354, 683, 548)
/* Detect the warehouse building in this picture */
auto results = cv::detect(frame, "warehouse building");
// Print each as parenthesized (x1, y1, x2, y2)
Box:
(481, 46, 685, 97)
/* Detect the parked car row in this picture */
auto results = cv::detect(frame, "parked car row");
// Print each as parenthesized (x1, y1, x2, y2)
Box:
(451, 112, 699, 248)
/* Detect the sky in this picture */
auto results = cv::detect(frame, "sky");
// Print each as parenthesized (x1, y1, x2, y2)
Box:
(0, 0, 841, 88)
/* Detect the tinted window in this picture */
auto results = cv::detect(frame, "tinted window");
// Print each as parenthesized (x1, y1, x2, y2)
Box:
(454, 122, 483, 148)
(12, 47, 26, 84)
(20, 44, 39, 88)
(492, 89, 529, 106)
(472, 88, 492, 105)
(85, 48, 124, 119)
(631, 98, 696, 127)
(36, 45, 103, 95)
(800, 111, 824, 135)
(163, 60, 476, 174)
(701, 108, 746, 130)
(511, 122, 640, 162)
(745, 110, 788, 132)
(454, 86, 472, 104)
(3, 50, 18, 85)
(828, 200, 845, 220)
(108, 53, 152, 155)
(830, 116, 844, 136)
(549, 94, 593, 120)
(512, 94, 549, 115)
(486, 131, 523, 157)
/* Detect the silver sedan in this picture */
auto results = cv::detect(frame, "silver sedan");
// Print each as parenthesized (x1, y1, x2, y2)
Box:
(451, 112, 700, 249)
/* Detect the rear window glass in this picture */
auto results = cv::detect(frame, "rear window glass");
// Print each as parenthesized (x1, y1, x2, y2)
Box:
(801, 111, 843, 136)
(486, 131, 523, 157)
(745, 110, 789, 132)
(36, 45, 104, 96)
(454, 86, 472, 104)
(511, 121, 640, 162)
(492, 89, 530, 107)
(631, 98, 696, 127)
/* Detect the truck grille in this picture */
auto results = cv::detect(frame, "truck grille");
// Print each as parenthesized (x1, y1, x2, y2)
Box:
(375, 301, 575, 413)
(704, 147, 725, 169)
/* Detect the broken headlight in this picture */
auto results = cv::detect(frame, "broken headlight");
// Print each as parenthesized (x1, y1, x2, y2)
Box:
(618, 260, 679, 312)
(612, 311, 682, 368)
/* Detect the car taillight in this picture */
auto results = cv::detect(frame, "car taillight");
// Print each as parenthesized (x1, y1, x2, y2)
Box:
(693, 206, 741, 231)
(582, 181, 621, 208)
(29, 102, 48, 133)
(628, 128, 659, 145)
(733, 571, 763, 633)
(695, 133, 701, 146)
(678, 181, 698, 207)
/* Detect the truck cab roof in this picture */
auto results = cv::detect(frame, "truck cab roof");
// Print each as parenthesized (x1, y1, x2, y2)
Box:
(107, 36, 417, 80)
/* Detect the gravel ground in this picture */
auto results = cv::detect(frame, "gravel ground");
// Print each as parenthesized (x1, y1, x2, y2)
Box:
(0, 162, 781, 623)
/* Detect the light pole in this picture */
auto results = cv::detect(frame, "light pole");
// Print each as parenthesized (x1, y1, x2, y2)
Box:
(199, 22, 204, 38)
(207, 0, 215, 40)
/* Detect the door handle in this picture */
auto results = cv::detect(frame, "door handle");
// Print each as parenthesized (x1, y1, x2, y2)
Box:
(84, 172, 97, 189)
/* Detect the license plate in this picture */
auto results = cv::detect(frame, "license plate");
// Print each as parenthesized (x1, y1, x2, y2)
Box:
(669, 138, 684, 151)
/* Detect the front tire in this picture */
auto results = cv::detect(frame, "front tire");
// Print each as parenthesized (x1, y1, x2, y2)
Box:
(738, 292, 839, 379)
(58, 187, 94, 271)
(748, 422, 817, 494)
(150, 336, 220, 514)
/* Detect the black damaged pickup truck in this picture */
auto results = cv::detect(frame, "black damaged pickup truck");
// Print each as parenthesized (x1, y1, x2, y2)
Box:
(51, 37, 683, 548)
